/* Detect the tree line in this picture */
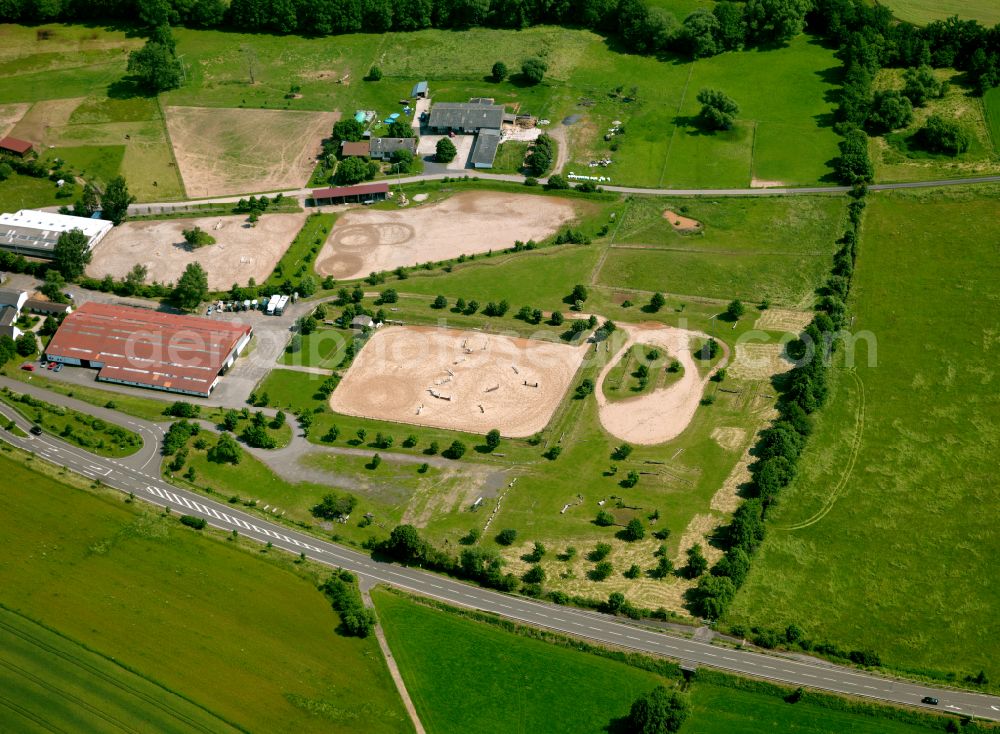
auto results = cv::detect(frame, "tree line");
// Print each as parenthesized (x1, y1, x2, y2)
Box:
(8, 0, 997, 91)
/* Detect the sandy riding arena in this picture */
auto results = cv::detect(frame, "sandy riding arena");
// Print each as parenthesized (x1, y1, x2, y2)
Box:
(87, 213, 307, 289)
(329, 326, 587, 437)
(315, 192, 579, 280)
(662, 209, 702, 233)
(165, 106, 337, 197)
(595, 322, 725, 445)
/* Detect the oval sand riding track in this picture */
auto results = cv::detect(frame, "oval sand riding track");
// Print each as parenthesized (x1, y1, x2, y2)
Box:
(314, 191, 579, 280)
(595, 323, 726, 445)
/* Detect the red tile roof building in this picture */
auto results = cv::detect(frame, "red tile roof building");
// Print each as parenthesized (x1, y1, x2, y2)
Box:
(44, 302, 252, 397)
(0, 136, 33, 156)
(311, 182, 389, 204)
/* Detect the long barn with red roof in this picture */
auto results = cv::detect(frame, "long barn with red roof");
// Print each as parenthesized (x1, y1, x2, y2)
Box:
(44, 302, 252, 397)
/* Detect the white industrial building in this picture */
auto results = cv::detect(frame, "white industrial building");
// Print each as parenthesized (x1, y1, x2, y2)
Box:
(0, 209, 113, 259)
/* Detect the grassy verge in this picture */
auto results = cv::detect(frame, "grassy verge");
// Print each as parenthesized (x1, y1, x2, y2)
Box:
(265, 212, 337, 290)
(0, 387, 142, 457)
(0, 448, 411, 733)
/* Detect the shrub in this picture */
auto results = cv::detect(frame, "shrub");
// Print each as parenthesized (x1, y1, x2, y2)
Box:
(491, 61, 508, 82)
(436, 137, 457, 163)
(367, 65, 382, 81)
(595, 510, 615, 527)
(496, 528, 518, 546)
(207, 433, 242, 464)
(180, 515, 207, 530)
(443, 440, 467, 459)
(622, 518, 645, 541)
(521, 57, 547, 84)
(914, 115, 971, 155)
(590, 561, 614, 581)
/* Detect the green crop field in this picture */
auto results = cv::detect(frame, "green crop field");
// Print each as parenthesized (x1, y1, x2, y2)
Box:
(726, 186, 1000, 682)
(0, 451, 410, 733)
(879, 0, 1000, 26)
(599, 195, 844, 307)
(374, 591, 946, 734)
(0, 605, 238, 733)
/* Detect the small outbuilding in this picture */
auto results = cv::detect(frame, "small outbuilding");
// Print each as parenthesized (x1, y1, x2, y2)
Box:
(0, 136, 33, 157)
(24, 298, 73, 317)
(351, 314, 374, 330)
(411, 81, 429, 99)
(470, 128, 501, 169)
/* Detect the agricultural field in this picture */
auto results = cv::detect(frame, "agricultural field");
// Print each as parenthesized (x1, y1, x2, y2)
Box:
(871, 68, 1000, 182)
(599, 195, 845, 307)
(726, 186, 1000, 682)
(0, 606, 238, 733)
(164, 106, 337, 197)
(879, 0, 1000, 27)
(373, 591, 947, 734)
(0, 451, 410, 733)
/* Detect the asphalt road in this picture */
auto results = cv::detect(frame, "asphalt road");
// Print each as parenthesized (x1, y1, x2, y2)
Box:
(125, 173, 1000, 214)
(1, 392, 998, 721)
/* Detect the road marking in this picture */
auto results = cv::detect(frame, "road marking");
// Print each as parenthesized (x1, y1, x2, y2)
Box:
(802, 674, 817, 679)
(626, 636, 640, 641)
(608, 631, 622, 637)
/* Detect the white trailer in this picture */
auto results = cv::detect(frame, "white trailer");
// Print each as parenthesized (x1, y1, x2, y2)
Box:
(266, 294, 280, 315)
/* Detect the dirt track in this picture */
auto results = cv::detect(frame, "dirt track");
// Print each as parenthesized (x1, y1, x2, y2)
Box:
(314, 191, 579, 280)
(595, 322, 724, 445)
(87, 213, 307, 289)
(329, 325, 587, 437)
(165, 106, 337, 197)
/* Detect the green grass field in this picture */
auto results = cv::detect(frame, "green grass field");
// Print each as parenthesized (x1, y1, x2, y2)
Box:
(280, 327, 351, 369)
(373, 590, 668, 733)
(683, 680, 939, 734)
(879, 0, 1000, 26)
(564, 35, 840, 188)
(0, 605, 239, 733)
(726, 186, 1000, 682)
(602, 342, 681, 401)
(600, 195, 844, 307)
(0, 450, 410, 733)
(373, 591, 945, 734)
